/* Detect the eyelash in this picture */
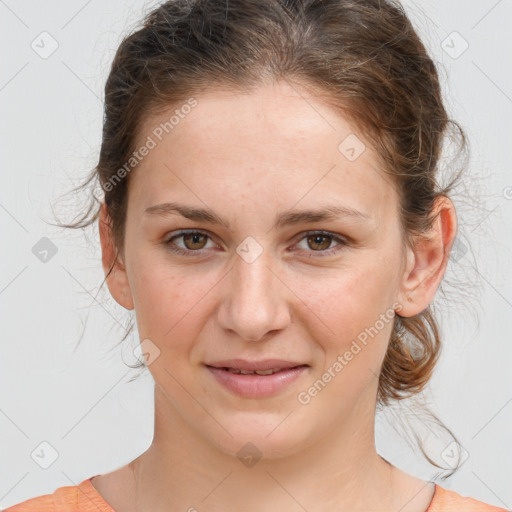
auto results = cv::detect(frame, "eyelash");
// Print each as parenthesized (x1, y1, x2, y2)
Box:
(164, 229, 348, 258)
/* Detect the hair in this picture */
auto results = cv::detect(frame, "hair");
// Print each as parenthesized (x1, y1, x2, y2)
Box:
(54, 0, 472, 478)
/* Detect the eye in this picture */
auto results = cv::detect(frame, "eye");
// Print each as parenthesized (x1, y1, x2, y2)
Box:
(164, 229, 348, 258)
(292, 230, 348, 258)
(164, 229, 217, 256)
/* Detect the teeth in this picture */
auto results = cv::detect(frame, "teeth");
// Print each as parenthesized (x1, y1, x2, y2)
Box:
(255, 369, 278, 375)
(226, 368, 283, 375)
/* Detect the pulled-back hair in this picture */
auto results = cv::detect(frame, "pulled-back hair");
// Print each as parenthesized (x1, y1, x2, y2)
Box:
(57, 0, 470, 477)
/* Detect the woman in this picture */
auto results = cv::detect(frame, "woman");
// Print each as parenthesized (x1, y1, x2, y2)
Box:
(3, 0, 508, 511)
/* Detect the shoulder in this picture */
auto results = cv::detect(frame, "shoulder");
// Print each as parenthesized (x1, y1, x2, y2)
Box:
(1, 485, 74, 512)
(428, 485, 510, 512)
(1, 491, 56, 512)
(1, 477, 113, 512)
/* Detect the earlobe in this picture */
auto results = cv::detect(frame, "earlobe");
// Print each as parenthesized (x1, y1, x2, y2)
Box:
(98, 202, 135, 310)
(396, 196, 457, 317)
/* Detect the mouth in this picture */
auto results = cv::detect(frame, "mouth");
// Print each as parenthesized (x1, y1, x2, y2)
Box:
(206, 365, 308, 376)
(203, 360, 310, 398)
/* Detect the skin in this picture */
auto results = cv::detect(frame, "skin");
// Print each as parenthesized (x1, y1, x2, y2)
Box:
(95, 79, 457, 512)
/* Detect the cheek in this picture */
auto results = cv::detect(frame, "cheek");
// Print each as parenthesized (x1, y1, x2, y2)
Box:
(300, 258, 397, 366)
(128, 255, 219, 348)
(295, 268, 396, 415)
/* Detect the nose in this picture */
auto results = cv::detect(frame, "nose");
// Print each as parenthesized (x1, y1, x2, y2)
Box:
(216, 249, 291, 342)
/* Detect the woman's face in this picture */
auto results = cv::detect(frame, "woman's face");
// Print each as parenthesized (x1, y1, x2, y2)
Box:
(106, 80, 413, 458)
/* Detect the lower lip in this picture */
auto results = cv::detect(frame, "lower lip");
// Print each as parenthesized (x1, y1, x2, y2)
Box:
(205, 365, 309, 398)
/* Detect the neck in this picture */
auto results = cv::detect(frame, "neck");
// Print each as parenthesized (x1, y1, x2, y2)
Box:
(128, 385, 397, 512)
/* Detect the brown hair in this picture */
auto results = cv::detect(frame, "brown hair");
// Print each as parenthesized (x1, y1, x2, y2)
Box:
(55, 0, 470, 477)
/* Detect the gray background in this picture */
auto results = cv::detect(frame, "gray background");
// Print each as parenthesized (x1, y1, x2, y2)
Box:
(1, 0, 511, 509)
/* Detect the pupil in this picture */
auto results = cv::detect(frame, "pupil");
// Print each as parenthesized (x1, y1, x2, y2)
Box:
(309, 234, 330, 250)
(185, 233, 205, 249)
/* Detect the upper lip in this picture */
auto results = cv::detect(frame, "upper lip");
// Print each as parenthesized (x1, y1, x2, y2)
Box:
(205, 359, 308, 371)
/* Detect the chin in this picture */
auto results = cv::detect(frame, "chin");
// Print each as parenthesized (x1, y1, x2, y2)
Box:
(206, 414, 313, 462)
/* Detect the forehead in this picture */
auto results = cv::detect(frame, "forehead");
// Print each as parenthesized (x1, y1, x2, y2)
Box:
(131, 80, 397, 222)
(139, 81, 374, 162)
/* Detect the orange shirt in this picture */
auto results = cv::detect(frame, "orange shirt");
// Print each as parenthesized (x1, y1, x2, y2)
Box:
(1, 476, 509, 511)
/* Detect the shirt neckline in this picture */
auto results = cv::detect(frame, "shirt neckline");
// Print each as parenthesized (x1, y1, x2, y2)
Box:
(83, 476, 439, 512)
(425, 482, 438, 512)
(80, 477, 116, 512)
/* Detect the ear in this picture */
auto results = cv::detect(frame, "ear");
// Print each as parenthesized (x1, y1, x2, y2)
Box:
(396, 196, 457, 317)
(98, 201, 134, 310)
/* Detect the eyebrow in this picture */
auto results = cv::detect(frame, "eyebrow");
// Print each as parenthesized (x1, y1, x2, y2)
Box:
(144, 201, 372, 231)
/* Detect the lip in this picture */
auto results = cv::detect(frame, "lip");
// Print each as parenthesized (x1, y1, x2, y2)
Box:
(204, 362, 309, 399)
(205, 358, 307, 372)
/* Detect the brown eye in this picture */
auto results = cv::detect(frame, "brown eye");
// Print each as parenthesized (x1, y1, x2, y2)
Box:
(306, 234, 333, 251)
(182, 232, 208, 250)
(294, 231, 348, 258)
(165, 230, 215, 256)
